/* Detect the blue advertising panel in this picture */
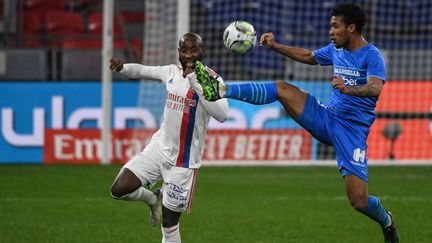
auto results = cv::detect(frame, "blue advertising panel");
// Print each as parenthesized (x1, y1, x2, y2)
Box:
(0, 81, 330, 163)
(0, 82, 164, 163)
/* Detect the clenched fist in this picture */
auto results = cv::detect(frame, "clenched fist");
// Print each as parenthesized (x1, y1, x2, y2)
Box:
(260, 32, 277, 49)
(110, 57, 124, 72)
(331, 76, 346, 93)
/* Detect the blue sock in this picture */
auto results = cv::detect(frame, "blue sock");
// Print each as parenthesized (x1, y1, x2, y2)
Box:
(364, 196, 390, 228)
(225, 82, 277, 104)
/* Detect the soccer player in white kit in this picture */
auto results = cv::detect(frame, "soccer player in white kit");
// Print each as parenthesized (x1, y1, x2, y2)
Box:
(109, 33, 228, 243)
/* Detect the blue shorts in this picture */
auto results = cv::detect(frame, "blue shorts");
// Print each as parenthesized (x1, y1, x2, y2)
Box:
(296, 94, 370, 182)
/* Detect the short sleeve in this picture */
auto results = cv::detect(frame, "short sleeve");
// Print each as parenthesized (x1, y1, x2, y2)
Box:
(312, 43, 334, 66)
(366, 50, 386, 81)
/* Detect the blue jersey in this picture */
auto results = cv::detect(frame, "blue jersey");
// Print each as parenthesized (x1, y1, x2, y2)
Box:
(312, 43, 386, 127)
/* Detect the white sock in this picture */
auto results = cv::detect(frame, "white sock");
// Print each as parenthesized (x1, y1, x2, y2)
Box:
(219, 82, 227, 97)
(162, 224, 181, 243)
(384, 213, 392, 228)
(117, 187, 157, 205)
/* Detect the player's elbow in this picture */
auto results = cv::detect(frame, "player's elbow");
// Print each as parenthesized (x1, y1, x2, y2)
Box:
(218, 116, 228, 123)
(209, 101, 228, 123)
(372, 90, 381, 98)
(213, 113, 228, 123)
(371, 84, 383, 97)
(304, 55, 318, 65)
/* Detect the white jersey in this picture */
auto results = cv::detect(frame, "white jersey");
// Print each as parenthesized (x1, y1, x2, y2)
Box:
(121, 63, 228, 169)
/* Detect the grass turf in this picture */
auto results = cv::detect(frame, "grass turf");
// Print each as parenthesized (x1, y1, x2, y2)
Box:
(0, 165, 431, 243)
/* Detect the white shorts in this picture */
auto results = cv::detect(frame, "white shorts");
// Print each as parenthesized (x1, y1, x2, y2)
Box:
(123, 141, 198, 213)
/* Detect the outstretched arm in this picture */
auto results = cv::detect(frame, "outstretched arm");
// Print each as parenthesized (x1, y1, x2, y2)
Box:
(331, 76, 384, 98)
(110, 57, 164, 81)
(260, 32, 318, 65)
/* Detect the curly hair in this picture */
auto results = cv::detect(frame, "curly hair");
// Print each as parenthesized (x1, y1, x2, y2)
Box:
(331, 3, 367, 34)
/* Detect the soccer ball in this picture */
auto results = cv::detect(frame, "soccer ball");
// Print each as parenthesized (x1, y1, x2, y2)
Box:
(223, 21, 257, 54)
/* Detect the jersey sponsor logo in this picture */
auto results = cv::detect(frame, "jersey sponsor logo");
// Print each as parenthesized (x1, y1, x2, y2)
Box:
(342, 76, 358, 86)
(166, 92, 197, 113)
(334, 67, 361, 77)
(334, 68, 362, 86)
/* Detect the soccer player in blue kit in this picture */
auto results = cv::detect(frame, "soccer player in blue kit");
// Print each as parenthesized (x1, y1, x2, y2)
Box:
(190, 3, 399, 243)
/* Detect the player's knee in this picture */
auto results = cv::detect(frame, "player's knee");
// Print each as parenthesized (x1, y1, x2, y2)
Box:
(275, 80, 305, 103)
(162, 206, 181, 228)
(348, 195, 368, 211)
(110, 169, 142, 199)
(110, 184, 125, 199)
(275, 80, 290, 98)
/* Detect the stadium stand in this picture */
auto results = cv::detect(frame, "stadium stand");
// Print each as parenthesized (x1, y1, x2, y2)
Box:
(23, 0, 66, 18)
(44, 11, 84, 36)
(44, 11, 85, 47)
(0, 0, 144, 80)
(0, 0, 430, 81)
(87, 11, 123, 36)
(63, 39, 114, 49)
(20, 12, 42, 47)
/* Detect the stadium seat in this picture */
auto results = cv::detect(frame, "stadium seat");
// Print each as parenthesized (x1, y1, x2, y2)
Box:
(62, 39, 102, 49)
(62, 38, 128, 49)
(24, 0, 66, 18)
(22, 12, 43, 47)
(7, 12, 43, 48)
(23, 12, 41, 35)
(25, 0, 66, 9)
(87, 12, 122, 36)
(0, 1, 3, 18)
(117, 11, 144, 24)
(61, 37, 142, 62)
(115, 11, 144, 40)
(44, 11, 84, 48)
(45, 11, 84, 36)
(130, 37, 143, 60)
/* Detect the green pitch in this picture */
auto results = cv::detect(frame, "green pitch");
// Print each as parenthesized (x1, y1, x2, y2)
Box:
(1, 165, 431, 243)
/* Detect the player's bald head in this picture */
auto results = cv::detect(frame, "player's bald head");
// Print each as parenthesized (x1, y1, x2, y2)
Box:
(179, 32, 204, 48)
